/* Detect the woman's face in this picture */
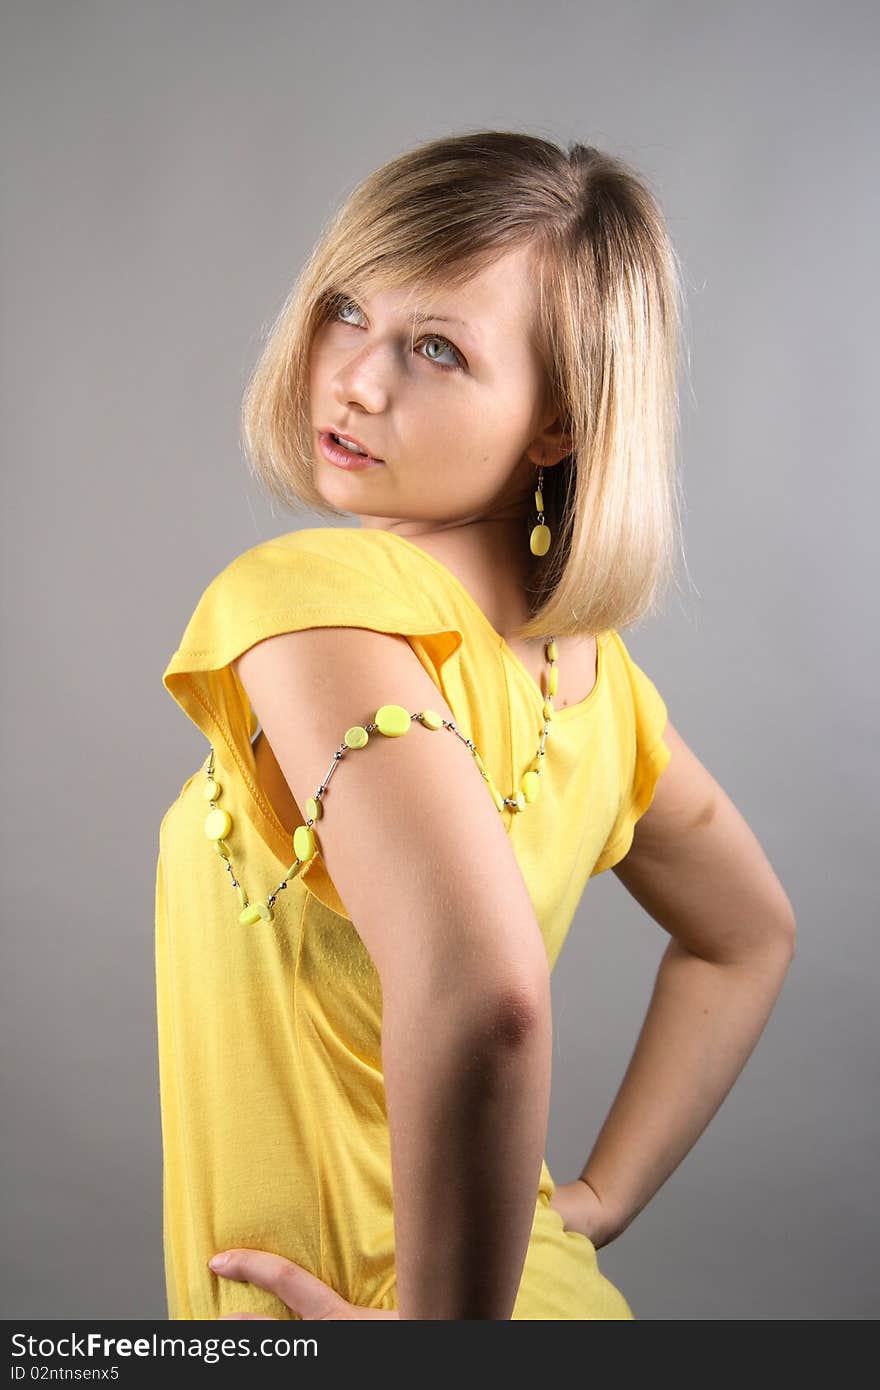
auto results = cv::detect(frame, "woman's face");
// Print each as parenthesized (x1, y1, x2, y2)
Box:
(308, 244, 556, 529)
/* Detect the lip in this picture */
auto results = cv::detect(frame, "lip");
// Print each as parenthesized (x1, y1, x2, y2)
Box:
(319, 426, 384, 463)
(318, 430, 385, 471)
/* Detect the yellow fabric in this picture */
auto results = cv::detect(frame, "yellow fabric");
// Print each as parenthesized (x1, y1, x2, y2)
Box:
(156, 526, 671, 1320)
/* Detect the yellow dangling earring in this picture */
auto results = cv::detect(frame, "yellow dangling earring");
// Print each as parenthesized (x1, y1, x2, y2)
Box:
(529, 464, 552, 556)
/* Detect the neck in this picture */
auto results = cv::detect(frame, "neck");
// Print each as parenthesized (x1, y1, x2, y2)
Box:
(362, 515, 541, 645)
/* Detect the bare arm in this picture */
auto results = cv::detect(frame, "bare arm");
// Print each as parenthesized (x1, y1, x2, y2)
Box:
(234, 627, 551, 1318)
(580, 718, 796, 1240)
(383, 982, 551, 1318)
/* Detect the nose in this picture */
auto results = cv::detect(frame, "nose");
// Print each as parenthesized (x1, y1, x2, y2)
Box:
(332, 340, 396, 413)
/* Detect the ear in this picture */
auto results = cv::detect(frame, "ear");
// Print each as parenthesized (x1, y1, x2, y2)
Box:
(527, 411, 574, 469)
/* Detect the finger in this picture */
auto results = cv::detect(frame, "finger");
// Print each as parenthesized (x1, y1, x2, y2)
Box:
(209, 1250, 345, 1320)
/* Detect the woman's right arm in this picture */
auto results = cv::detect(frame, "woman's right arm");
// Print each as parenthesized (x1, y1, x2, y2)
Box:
(234, 626, 552, 1320)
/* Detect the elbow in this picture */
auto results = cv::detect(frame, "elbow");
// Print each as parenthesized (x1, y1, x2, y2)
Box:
(775, 888, 798, 958)
(755, 905, 797, 965)
(388, 941, 551, 1046)
(760, 907, 796, 967)
(489, 977, 551, 1048)
(759, 884, 797, 962)
(782, 909, 797, 959)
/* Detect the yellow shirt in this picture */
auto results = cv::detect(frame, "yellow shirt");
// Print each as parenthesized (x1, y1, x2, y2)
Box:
(156, 526, 671, 1320)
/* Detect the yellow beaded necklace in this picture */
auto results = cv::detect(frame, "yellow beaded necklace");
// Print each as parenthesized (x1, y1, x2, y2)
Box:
(203, 634, 560, 926)
(203, 468, 557, 925)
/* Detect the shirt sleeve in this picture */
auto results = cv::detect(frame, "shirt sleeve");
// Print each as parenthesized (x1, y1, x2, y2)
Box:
(160, 530, 463, 917)
(591, 630, 672, 875)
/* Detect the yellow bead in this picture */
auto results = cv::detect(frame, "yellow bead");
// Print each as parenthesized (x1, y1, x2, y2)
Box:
(487, 781, 505, 812)
(534, 488, 544, 511)
(345, 726, 369, 749)
(205, 807, 232, 840)
(306, 797, 322, 822)
(513, 791, 526, 811)
(543, 698, 554, 721)
(546, 639, 558, 661)
(284, 861, 305, 883)
(375, 703, 411, 736)
(419, 709, 443, 730)
(473, 751, 485, 773)
(203, 777, 220, 800)
(522, 770, 541, 803)
(236, 884, 248, 907)
(530, 524, 551, 557)
(257, 902, 274, 922)
(548, 666, 559, 696)
(293, 824, 316, 862)
(238, 904, 262, 926)
(213, 839, 231, 859)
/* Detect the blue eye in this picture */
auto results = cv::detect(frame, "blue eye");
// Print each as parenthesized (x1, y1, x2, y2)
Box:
(419, 335, 464, 370)
(335, 298, 363, 326)
(331, 297, 465, 372)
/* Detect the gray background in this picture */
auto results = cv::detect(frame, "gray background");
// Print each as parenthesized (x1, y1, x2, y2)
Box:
(2, 1, 877, 1320)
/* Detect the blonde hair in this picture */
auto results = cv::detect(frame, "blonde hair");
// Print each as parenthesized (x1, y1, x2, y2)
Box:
(240, 129, 688, 640)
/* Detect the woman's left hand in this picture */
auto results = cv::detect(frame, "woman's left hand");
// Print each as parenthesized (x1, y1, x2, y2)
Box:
(548, 1179, 620, 1249)
(208, 1249, 399, 1320)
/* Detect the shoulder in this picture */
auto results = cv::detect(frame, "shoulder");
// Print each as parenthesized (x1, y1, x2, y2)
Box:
(162, 526, 464, 760)
(603, 629, 669, 734)
(168, 527, 454, 665)
(204, 525, 410, 598)
(203, 526, 459, 629)
(232, 524, 414, 577)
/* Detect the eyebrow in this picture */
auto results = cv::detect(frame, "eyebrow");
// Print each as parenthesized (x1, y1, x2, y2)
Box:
(347, 290, 480, 342)
(410, 310, 470, 329)
(407, 311, 482, 349)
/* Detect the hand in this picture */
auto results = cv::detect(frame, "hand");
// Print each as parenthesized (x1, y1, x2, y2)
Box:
(548, 1178, 620, 1250)
(208, 1249, 399, 1320)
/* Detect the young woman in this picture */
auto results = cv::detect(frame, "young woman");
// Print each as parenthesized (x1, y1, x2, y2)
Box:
(155, 130, 796, 1321)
